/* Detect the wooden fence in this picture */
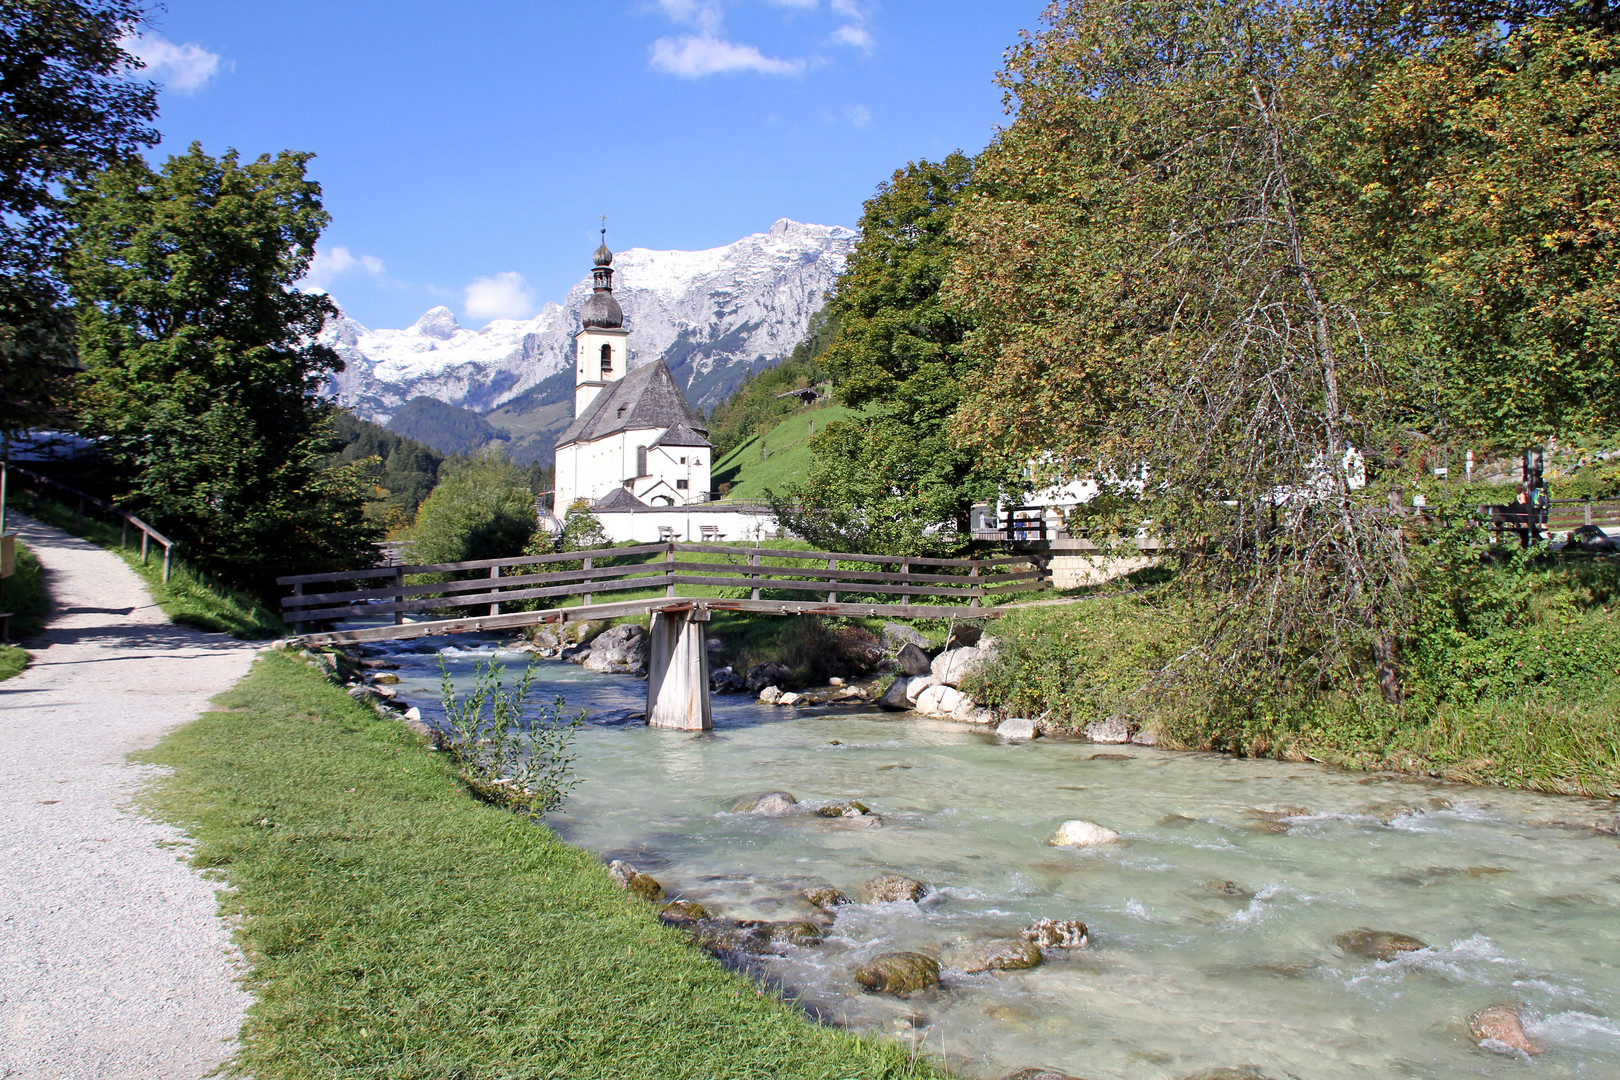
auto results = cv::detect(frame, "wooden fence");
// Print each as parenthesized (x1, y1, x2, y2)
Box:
(277, 543, 1048, 627)
(3, 463, 177, 582)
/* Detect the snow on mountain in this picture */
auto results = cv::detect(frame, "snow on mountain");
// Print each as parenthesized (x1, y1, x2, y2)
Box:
(324, 219, 857, 424)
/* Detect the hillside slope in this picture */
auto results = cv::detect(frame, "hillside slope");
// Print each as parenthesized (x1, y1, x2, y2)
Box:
(711, 402, 850, 501)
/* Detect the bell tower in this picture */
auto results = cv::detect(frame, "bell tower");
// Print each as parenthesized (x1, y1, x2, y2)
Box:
(574, 223, 630, 415)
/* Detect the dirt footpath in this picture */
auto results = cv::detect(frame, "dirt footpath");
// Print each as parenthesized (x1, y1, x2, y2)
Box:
(0, 514, 257, 1079)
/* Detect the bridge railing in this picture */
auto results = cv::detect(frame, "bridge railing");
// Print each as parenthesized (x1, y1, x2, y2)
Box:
(276, 543, 1048, 627)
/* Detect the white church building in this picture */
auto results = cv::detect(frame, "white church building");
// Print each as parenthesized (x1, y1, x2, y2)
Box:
(551, 233, 779, 544)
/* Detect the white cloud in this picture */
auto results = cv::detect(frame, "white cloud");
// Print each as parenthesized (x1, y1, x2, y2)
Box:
(656, 0, 723, 34)
(650, 35, 806, 77)
(846, 104, 871, 127)
(120, 31, 224, 94)
(464, 272, 535, 322)
(831, 23, 872, 50)
(300, 246, 388, 293)
(830, 0, 863, 15)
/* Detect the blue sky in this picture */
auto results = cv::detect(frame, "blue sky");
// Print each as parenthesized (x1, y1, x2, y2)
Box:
(127, 1, 1043, 330)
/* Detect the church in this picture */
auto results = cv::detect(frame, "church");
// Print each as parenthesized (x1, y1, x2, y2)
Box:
(552, 233, 714, 513)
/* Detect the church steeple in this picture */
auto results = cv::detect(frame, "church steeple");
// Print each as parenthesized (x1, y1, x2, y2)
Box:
(582, 220, 623, 329)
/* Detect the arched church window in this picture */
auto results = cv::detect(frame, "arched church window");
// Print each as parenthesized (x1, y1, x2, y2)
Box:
(636, 445, 648, 476)
(600, 343, 613, 375)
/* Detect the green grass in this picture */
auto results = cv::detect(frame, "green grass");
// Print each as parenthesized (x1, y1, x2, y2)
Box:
(710, 403, 851, 501)
(9, 493, 286, 639)
(140, 651, 949, 1080)
(0, 539, 51, 681)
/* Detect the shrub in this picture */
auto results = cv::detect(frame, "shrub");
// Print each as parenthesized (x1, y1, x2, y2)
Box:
(436, 657, 583, 818)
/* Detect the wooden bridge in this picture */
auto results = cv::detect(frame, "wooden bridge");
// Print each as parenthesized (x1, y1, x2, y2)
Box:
(278, 543, 1048, 732)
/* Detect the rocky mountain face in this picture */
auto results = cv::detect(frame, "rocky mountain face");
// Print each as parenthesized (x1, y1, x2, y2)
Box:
(323, 219, 856, 463)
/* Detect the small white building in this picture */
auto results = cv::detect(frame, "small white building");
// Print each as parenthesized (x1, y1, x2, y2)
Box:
(551, 232, 779, 543)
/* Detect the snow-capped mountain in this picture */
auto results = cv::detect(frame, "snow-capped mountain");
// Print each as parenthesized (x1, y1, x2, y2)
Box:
(324, 219, 857, 429)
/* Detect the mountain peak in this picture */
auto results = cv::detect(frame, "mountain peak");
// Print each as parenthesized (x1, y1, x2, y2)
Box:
(412, 306, 460, 340)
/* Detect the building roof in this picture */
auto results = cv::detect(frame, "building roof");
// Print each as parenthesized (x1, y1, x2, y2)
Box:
(556, 360, 712, 448)
(593, 486, 649, 510)
(651, 421, 711, 449)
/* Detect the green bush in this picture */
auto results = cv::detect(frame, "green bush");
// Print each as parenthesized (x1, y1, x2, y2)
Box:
(437, 658, 583, 817)
(407, 455, 537, 566)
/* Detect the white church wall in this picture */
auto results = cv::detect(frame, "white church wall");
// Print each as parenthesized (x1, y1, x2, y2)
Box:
(594, 508, 784, 544)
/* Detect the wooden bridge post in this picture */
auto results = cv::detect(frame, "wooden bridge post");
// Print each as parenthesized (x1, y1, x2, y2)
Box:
(749, 552, 760, 600)
(489, 565, 501, 616)
(393, 567, 405, 626)
(582, 555, 593, 606)
(827, 557, 837, 604)
(901, 557, 910, 611)
(970, 560, 981, 608)
(646, 605, 712, 731)
(665, 544, 676, 598)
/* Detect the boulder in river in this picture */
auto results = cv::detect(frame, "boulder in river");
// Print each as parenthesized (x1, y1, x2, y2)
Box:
(881, 622, 930, 650)
(997, 717, 1039, 740)
(1334, 928, 1428, 961)
(769, 921, 824, 946)
(758, 685, 783, 704)
(931, 644, 991, 687)
(803, 885, 852, 911)
(777, 691, 804, 706)
(915, 683, 966, 716)
(1468, 1002, 1543, 1055)
(710, 666, 746, 693)
(854, 951, 941, 994)
(692, 919, 774, 956)
(606, 860, 665, 903)
(1022, 918, 1089, 949)
(963, 938, 1043, 973)
(1083, 715, 1133, 743)
(659, 899, 711, 925)
(745, 662, 793, 692)
(879, 677, 915, 711)
(733, 791, 797, 814)
(1048, 820, 1121, 848)
(896, 642, 933, 676)
(815, 800, 873, 819)
(582, 624, 648, 674)
(560, 642, 592, 665)
(865, 873, 928, 903)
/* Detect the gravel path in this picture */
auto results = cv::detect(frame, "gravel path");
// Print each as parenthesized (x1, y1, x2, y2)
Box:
(0, 514, 257, 1079)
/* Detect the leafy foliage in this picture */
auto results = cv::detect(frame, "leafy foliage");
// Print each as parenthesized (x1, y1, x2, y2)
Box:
(774, 153, 1008, 554)
(406, 453, 537, 566)
(437, 658, 583, 818)
(66, 144, 379, 597)
(327, 410, 445, 531)
(0, 0, 158, 436)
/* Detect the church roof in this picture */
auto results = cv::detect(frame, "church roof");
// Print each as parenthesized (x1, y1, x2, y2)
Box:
(556, 360, 711, 448)
(651, 421, 711, 449)
(592, 486, 649, 510)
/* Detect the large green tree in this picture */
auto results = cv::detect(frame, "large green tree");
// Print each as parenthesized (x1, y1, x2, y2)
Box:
(0, 0, 157, 436)
(774, 152, 1006, 554)
(66, 143, 376, 594)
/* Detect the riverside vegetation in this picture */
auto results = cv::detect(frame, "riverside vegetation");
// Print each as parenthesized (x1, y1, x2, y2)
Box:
(139, 650, 949, 1080)
(0, 539, 47, 681)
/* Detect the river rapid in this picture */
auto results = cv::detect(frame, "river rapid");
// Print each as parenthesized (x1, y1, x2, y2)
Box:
(377, 638, 1620, 1080)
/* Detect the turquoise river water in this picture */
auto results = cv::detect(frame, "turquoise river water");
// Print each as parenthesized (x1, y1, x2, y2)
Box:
(377, 638, 1620, 1080)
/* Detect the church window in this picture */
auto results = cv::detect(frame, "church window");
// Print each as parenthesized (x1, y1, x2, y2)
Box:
(676, 478, 689, 490)
(679, 456, 687, 465)
(636, 445, 648, 476)
(600, 343, 613, 374)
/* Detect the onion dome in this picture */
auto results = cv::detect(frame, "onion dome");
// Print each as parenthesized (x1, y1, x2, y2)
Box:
(583, 223, 623, 329)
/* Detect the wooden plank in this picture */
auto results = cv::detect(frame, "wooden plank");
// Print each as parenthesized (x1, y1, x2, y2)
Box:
(284, 574, 673, 624)
(282, 559, 667, 608)
(669, 543, 905, 566)
(292, 596, 1010, 647)
(275, 543, 665, 586)
(650, 559, 1003, 586)
(666, 575, 982, 599)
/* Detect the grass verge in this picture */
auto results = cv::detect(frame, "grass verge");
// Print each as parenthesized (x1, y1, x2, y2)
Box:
(140, 650, 948, 1080)
(9, 493, 286, 639)
(0, 539, 50, 681)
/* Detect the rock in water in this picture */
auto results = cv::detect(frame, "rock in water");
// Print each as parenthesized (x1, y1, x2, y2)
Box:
(1083, 714, 1133, 743)
(814, 800, 872, 818)
(854, 952, 941, 994)
(580, 623, 648, 674)
(997, 717, 1038, 740)
(1001, 1070, 1090, 1080)
(1334, 928, 1428, 961)
(560, 642, 592, 665)
(733, 791, 797, 814)
(757, 685, 783, 704)
(878, 676, 915, 711)
(963, 938, 1043, 973)
(606, 860, 665, 902)
(1022, 918, 1089, 949)
(1468, 1002, 1543, 1055)
(865, 874, 928, 903)
(803, 885, 851, 911)
(659, 899, 711, 925)
(1180, 1069, 1272, 1080)
(769, 921, 823, 946)
(745, 662, 793, 692)
(896, 642, 933, 676)
(1048, 820, 1121, 847)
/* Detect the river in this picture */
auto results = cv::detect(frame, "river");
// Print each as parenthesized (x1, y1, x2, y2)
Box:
(375, 638, 1620, 1080)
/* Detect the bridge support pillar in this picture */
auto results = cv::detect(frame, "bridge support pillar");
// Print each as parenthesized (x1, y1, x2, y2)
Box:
(647, 605, 712, 731)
